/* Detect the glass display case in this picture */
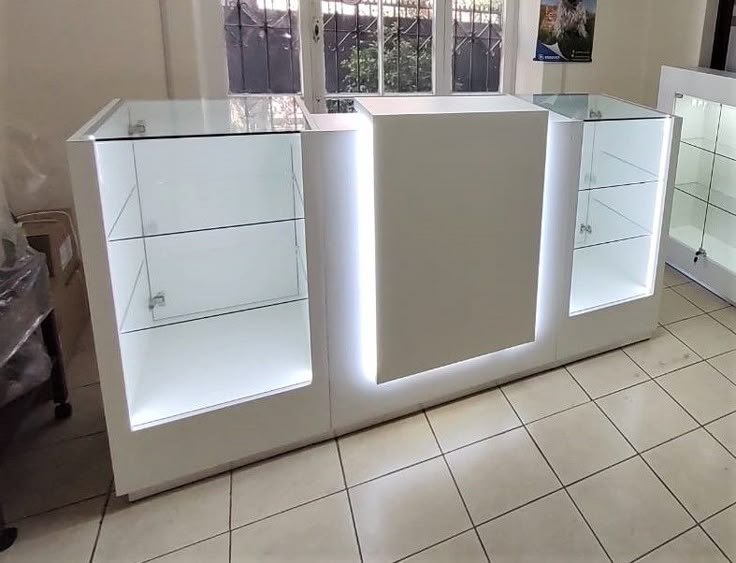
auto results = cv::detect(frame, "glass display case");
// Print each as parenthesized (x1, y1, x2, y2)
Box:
(79, 97, 312, 429)
(671, 94, 736, 275)
(527, 94, 673, 315)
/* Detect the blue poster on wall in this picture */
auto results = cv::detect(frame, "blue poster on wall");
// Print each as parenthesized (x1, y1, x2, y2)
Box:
(535, 0, 597, 63)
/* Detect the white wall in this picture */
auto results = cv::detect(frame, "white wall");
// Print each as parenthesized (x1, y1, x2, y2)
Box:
(2, 0, 168, 214)
(516, 0, 718, 107)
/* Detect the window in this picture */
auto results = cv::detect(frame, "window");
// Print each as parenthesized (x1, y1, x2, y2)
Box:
(224, 0, 301, 93)
(224, 0, 512, 105)
(451, 0, 504, 92)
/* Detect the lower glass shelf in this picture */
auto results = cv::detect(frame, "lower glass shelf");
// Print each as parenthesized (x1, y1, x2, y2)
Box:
(570, 236, 652, 315)
(121, 299, 313, 429)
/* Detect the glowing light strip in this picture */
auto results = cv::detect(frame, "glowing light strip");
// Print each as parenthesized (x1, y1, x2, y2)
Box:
(646, 117, 674, 292)
(356, 112, 378, 381)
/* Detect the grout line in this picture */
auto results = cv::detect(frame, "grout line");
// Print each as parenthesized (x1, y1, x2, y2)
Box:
(8, 491, 110, 525)
(228, 471, 233, 563)
(603, 351, 736, 559)
(139, 532, 231, 563)
(620, 340, 701, 380)
(628, 524, 700, 563)
(88, 480, 113, 563)
(498, 385, 614, 563)
(7, 430, 108, 459)
(662, 315, 736, 362)
(394, 527, 476, 562)
(335, 440, 364, 563)
(229, 490, 346, 534)
(422, 411, 491, 563)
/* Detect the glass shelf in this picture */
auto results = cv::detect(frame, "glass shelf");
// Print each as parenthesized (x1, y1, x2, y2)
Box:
(674, 94, 720, 153)
(670, 189, 707, 252)
(88, 96, 307, 140)
(675, 142, 714, 201)
(671, 94, 736, 273)
(86, 101, 313, 427)
(574, 182, 657, 250)
(523, 94, 673, 316)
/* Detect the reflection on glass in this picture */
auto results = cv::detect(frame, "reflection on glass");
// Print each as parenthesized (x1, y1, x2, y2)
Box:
(710, 154, 736, 215)
(525, 94, 666, 122)
(716, 104, 736, 161)
(670, 189, 707, 252)
(674, 94, 720, 153)
(224, 0, 302, 94)
(91, 97, 306, 140)
(703, 205, 736, 275)
(670, 94, 736, 273)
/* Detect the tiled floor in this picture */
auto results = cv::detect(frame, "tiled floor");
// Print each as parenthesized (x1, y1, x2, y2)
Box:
(2, 264, 736, 563)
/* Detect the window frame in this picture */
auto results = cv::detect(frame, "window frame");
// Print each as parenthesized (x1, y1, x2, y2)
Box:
(161, 0, 518, 111)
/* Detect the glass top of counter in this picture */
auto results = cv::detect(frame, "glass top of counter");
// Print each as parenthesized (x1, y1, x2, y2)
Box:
(519, 94, 669, 121)
(77, 96, 307, 141)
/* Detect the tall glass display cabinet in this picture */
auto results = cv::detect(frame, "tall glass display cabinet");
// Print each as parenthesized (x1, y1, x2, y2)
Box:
(659, 66, 736, 304)
(525, 94, 678, 356)
(67, 97, 330, 497)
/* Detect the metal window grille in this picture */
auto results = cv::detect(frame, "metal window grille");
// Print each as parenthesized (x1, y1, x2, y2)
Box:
(223, 0, 504, 100)
(452, 0, 503, 92)
(224, 0, 302, 94)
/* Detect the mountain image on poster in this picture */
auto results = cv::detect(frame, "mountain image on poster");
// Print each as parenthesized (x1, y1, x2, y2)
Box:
(535, 0, 597, 62)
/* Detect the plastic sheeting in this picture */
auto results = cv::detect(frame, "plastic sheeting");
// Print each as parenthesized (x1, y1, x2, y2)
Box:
(0, 194, 52, 407)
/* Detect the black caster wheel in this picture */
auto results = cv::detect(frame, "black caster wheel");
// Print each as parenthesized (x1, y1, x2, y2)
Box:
(0, 527, 17, 552)
(55, 402, 73, 420)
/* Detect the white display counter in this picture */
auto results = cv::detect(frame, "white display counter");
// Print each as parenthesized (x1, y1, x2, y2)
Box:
(658, 66, 736, 304)
(68, 94, 679, 499)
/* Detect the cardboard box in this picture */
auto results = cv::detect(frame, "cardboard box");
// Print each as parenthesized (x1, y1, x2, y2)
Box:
(50, 265, 89, 362)
(20, 210, 80, 284)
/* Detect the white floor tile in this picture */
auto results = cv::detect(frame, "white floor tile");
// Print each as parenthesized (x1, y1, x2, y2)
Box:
(94, 475, 230, 563)
(568, 457, 693, 563)
(0, 433, 112, 521)
(659, 288, 703, 325)
(339, 414, 440, 486)
(709, 350, 736, 384)
(703, 504, 736, 561)
(644, 429, 736, 521)
(10, 384, 106, 452)
(711, 307, 736, 333)
(445, 427, 559, 523)
(707, 412, 736, 456)
(672, 283, 729, 313)
(664, 265, 691, 288)
(426, 389, 520, 452)
(349, 458, 471, 563)
(0, 498, 104, 563)
(149, 534, 230, 563)
(231, 492, 359, 563)
(231, 441, 344, 527)
(597, 381, 698, 451)
(502, 368, 588, 423)
(667, 316, 736, 359)
(403, 531, 486, 563)
(567, 349, 649, 399)
(638, 528, 728, 563)
(659, 362, 736, 424)
(624, 327, 701, 378)
(477, 491, 608, 563)
(527, 403, 634, 484)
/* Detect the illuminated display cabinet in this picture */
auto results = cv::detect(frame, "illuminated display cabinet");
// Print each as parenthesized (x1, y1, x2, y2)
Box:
(659, 66, 736, 304)
(68, 94, 679, 499)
